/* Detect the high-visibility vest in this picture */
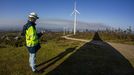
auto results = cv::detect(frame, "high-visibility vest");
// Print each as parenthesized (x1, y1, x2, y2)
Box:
(26, 25, 39, 47)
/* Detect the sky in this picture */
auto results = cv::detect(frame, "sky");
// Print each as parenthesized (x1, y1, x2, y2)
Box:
(0, 0, 134, 29)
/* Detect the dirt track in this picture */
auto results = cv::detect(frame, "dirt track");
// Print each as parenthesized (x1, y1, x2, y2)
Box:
(46, 35, 134, 75)
(108, 43, 134, 66)
(62, 35, 134, 67)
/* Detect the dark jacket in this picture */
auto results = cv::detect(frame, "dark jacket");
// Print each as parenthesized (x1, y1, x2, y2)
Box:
(21, 21, 43, 53)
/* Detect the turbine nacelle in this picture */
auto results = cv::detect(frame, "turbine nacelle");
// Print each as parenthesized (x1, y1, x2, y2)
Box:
(71, 9, 80, 15)
(71, 1, 80, 16)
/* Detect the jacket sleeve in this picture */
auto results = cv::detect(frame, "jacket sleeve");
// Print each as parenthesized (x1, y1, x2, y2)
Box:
(21, 25, 27, 36)
(37, 32, 43, 39)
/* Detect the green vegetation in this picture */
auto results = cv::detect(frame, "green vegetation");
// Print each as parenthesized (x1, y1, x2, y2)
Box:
(0, 32, 84, 75)
(99, 31, 134, 45)
(70, 32, 94, 40)
(0, 30, 134, 75)
(70, 29, 134, 45)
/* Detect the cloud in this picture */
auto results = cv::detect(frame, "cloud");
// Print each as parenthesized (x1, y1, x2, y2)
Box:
(0, 19, 24, 26)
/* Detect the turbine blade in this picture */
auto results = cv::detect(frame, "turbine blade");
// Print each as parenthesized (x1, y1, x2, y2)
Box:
(74, 1, 76, 10)
(75, 9, 80, 14)
(71, 10, 75, 16)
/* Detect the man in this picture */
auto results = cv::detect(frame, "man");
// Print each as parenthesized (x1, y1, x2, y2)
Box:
(21, 12, 43, 72)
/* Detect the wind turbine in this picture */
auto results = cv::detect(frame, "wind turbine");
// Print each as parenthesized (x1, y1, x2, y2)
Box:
(71, 1, 80, 35)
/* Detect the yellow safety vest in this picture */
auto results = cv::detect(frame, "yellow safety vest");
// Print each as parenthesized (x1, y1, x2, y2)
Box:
(26, 26, 39, 47)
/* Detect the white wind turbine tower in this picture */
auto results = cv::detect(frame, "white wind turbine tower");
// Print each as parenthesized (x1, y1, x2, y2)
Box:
(71, 1, 80, 35)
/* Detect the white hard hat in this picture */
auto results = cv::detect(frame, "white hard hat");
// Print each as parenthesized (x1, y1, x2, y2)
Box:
(28, 12, 39, 19)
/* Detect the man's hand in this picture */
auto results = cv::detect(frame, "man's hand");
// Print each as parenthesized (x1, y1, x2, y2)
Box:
(37, 32, 43, 39)
(41, 30, 45, 34)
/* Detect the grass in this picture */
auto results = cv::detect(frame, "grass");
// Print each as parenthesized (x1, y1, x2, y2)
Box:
(70, 32, 94, 40)
(0, 32, 134, 75)
(0, 35, 84, 75)
(70, 32, 134, 45)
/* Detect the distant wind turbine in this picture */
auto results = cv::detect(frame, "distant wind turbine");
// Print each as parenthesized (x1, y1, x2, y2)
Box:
(71, 1, 80, 35)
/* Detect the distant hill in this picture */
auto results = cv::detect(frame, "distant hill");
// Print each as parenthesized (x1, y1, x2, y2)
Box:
(0, 19, 113, 32)
(38, 19, 113, 32)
